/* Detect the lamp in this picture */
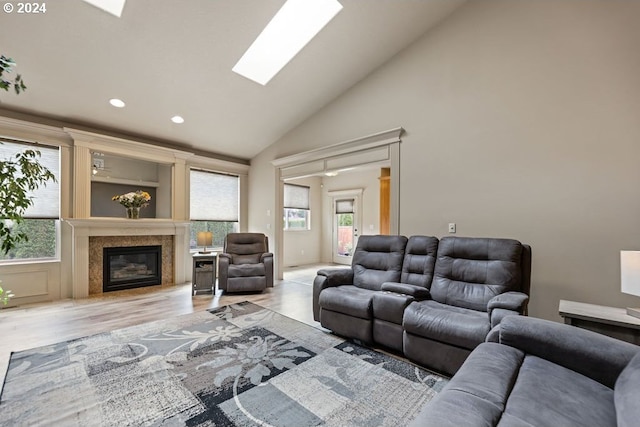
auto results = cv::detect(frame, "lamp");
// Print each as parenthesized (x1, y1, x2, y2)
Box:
(620, 250, 640, 319)
(197, 231, 213, 254)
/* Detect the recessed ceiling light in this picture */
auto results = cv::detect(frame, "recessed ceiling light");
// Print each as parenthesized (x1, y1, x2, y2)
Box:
(109, 98, 125, 108)
(232, 0, 343, 85)
(82, 0, 126, 18)
(171, 116, 185, 124)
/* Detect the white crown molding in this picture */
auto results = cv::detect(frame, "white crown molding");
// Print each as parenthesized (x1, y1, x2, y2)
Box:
(272, 127, 403, 168)
(65, 128, 194, 163)
(189, 153, 250, 176)
(0, 116, 73, 146)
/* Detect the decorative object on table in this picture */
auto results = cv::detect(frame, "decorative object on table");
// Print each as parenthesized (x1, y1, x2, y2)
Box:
(620, 250, 640, 319)
(196, 231, 213, 254)
(111, 190, 151, 219)
(0, 302, 446, 426)
(0, 280, 14, 306)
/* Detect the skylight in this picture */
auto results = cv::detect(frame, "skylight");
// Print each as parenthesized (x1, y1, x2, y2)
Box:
(232, 0, 343, 85)
(82, 0, 126, 18)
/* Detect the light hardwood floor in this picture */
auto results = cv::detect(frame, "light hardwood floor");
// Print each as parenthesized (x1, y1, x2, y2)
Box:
(0, 264, 335, 386)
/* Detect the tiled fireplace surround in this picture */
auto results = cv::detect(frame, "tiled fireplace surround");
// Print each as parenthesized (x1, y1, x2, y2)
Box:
(89, 235, 174, 294)
(65, 219, 190, 298)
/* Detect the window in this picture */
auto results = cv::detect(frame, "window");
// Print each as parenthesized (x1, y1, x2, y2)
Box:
(283, 183, 310, 230)
(0, 140, 60, 261)
(189, 169, 239, 250)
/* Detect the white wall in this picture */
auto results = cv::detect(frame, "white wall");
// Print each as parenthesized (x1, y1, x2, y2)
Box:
(248, 0, 640, 321)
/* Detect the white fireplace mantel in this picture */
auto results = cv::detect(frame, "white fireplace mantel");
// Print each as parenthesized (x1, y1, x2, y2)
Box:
(64, 218, 191, 298)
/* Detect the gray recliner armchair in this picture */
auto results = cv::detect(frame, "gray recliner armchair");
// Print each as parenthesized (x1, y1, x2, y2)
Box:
(218, 233, 273, 293)
(403, 236, 531, 375)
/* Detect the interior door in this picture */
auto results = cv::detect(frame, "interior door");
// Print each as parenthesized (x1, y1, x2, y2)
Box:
(332, 196, 360, 265)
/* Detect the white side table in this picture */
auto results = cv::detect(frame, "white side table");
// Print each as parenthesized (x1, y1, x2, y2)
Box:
(559, 299, 640, 345)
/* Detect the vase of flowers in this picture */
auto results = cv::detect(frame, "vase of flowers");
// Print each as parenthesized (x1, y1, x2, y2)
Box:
(111, 190, 151, 219)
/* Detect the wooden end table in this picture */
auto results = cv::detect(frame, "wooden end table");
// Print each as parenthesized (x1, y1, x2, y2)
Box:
(192, 253, 217, 295)
(559, 299, 640, 345)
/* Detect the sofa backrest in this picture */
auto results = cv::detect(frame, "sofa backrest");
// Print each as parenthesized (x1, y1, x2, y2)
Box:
(224, 233, 269, 264)
(430, 236, 525, 312)
(400, 235, 439, 288)
(352, 235, 408, 291)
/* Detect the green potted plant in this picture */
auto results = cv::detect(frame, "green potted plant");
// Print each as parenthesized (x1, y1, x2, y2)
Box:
(0, 281, 14, 305)
(0, 55, 27, 94)
(0, 54, 55, 307)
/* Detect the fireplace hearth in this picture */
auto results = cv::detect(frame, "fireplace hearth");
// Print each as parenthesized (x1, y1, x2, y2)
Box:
(103, 245, 162, 292)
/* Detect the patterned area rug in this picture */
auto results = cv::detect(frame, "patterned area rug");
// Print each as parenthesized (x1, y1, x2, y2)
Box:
(0, 302, 447, 426)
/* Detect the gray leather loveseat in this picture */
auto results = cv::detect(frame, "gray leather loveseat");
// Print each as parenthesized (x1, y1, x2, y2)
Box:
(410, 315, 640, 427)
(313, 234, 531, 375)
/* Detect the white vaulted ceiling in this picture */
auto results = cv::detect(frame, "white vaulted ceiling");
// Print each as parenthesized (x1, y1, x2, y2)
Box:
(0, 0, 465, 161)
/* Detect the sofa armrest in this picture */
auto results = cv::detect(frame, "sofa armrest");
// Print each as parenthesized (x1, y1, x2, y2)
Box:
(316, 268, 354, 285)
(218, 253, 231, 291)
(489, 308, 520, 329)
(312, 268, 354, 321)
(381, 282, 431, 300)
(488, 291, 529, 315)
(499, 316, 640, 388)
(261, 253, 274, 288)
(260, 252, 273, 262)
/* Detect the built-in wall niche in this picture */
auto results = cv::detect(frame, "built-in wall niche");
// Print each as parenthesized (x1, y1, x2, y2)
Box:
(90, 152, 172, 218)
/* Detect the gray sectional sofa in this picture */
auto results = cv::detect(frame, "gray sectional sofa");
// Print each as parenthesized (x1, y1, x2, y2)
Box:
(410, 315, 640, 427)
(313, 234, 532, 375)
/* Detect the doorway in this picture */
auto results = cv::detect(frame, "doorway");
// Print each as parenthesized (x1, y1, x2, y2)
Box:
(272, 127, 402, 279)
(330, 191, 362, 265)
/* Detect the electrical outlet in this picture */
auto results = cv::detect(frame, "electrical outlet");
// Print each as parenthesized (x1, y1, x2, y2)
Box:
(448, 223, 456, 233)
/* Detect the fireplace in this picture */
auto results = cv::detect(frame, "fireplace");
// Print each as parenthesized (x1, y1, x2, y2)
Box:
(103, 245, 162, 292)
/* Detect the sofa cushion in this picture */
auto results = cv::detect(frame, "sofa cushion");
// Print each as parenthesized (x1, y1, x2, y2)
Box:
(224, 233, 268, 254)
(614, 350, 640, 427)
(408, 342, 523, 427)
(400, 235, 439, 288)
(232, 254, 262, 264)
(431, 237, 523, 312)
(500, 355, 616, 427)
(404, 300, 490, 350)
(318, 285, 375, 319)
(352, 235, 407, 291)
(227, 263, 265, 277)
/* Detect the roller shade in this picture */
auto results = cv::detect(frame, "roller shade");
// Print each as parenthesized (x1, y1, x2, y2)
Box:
(0, 140, 60, 219)
(335, 199, 354, 214)
(284, 184, 309, 210)
(190, 170, 239, 221)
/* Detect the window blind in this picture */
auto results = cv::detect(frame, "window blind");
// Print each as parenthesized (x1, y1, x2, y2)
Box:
(335, 199, 354, 214)
(284, 184, 309, 210)
(0, 140, 60, 219)
(190, 170, 239, 221)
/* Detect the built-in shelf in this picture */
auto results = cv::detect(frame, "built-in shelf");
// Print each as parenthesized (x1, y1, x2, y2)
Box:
(91, 176, 160, 187)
